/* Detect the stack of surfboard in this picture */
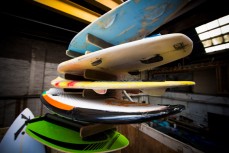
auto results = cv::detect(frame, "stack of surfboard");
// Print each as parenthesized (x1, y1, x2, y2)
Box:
(24, 0, 196, 152)
(40, 32, 195, 124)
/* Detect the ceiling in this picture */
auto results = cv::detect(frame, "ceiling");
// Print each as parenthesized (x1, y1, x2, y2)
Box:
(1, 0, 229, 64)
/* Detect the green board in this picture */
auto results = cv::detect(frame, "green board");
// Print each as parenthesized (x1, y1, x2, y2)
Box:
(25, 115, 129, 153)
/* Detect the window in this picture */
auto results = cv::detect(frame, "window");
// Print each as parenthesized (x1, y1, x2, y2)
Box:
(195, 15, 229, 53)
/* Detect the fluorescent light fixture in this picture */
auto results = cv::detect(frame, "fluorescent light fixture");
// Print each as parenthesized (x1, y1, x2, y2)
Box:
(224, 34, 229, 42)
(221, 25, 229, 34)
(219, 15, 229, 26)
(206, 20, 219, 31)
(195, 14, 229, 53)
(198, 32, 211, 40)
(195, 24, 207, 34)
(33, 0, 101, 23)
(205, 43, 229, 53)
(209, 28, 221, 37)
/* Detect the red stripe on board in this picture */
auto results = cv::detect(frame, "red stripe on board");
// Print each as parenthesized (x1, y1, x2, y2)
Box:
(55, 82, 60, 87)
(67, 81, 76, 87)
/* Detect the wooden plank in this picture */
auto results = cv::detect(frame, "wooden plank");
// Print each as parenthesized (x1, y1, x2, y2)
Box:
(60, 73, 90, 81)
(117, 124, 203, 153)
(80, 124, 116, 138)
(33, 0, 101, 23)
(87, 33, 114, 49)
(84, 69, 117, 81)
(137, 124, 203, 153)
(45, 114, 116, 139)
(66, 50, 83, 57)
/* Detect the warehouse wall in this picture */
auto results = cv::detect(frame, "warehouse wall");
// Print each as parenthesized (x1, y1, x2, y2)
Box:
(0, 34, 70, 127)
(143, 65, 229, 126)
(148, 92, 229, 126)
(193, 69, 217, 94)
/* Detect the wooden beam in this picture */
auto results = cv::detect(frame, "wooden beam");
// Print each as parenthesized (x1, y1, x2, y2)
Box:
(33, 0, 101, 23)
(87, 33, 114, 49)
(95, 0, 120, 9)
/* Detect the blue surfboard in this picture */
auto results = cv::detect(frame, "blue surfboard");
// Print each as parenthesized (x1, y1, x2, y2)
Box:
(67, 0, 189, 56)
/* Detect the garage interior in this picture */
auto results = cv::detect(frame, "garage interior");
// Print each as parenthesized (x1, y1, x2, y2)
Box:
(0, 0, 229, 153)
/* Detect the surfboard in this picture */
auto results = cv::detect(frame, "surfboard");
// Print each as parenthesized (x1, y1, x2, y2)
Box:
(40, 88, 185, 124)
(26, 114, 129, 153)
(0, 108, 46, 153)
(67, 0, 189, 56)
(51, 77, 195, 96)
(59, 33, 193, 76)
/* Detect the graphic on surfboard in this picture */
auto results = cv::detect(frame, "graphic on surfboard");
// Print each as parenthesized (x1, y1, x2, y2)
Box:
(26, 114, 129, 153)
(0, 108, 45, 153)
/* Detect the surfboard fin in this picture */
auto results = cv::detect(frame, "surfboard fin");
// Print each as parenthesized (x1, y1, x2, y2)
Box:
(85, 51, 91, 54)
(91, 58, 102, 66)
(141, 88, 166, 96)
(83, 89, 116, 98)
(93, 89, 107, 95)
(140, 54, 163, 64)
(128, 71, 140, 75)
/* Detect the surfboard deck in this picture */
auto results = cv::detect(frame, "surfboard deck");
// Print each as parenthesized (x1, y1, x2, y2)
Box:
(0, 108, 45, 153)
(40, 88, 185, 124)
(59, 33, 193, 76)
(67, 0, 189, 56)
(26, 114, 129, 153)
(51, 77, 195, 96)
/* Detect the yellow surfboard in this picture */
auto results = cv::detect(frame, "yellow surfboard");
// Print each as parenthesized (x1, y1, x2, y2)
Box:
(51, 77, 195, 96)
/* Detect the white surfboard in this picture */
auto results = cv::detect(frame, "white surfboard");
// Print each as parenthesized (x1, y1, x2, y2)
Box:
(58, 33, 193, 76)
(41, 88, 185, 124)
(0, 108, 46, 153)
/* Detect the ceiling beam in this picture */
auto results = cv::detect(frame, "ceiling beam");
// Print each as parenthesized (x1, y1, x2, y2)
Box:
(33, 0, 101, 23)
(95, 0, 121, 9)
(85, 0, 122, 12)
